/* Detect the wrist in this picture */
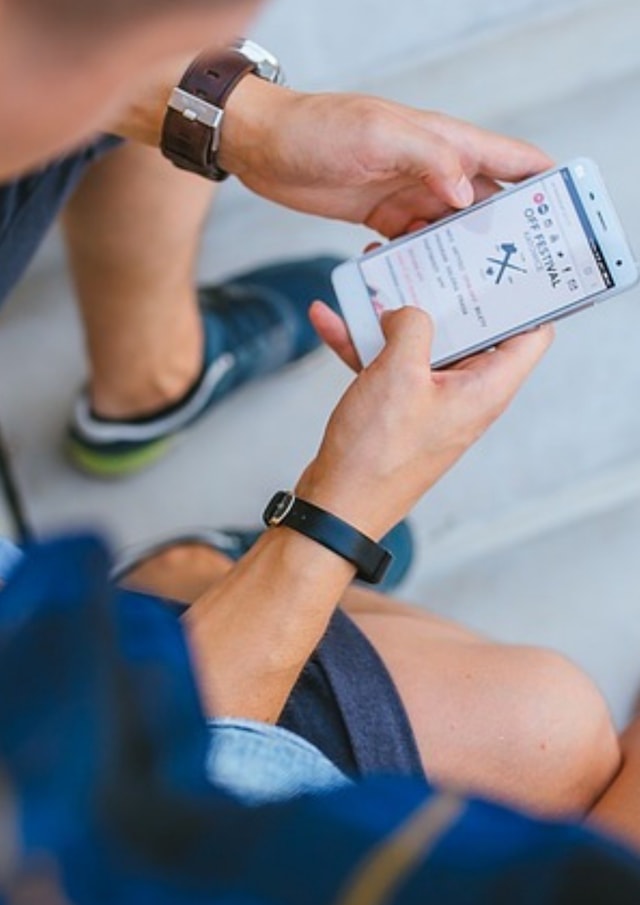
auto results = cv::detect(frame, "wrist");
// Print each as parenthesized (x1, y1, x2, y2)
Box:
(297, 448, 455, 541)
(295, 462, 399, 542)
(264, 491, 393, 585)
(217, 76, 296, 177)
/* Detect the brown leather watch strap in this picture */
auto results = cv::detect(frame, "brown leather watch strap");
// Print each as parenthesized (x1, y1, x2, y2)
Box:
(161, 48, 257, 181)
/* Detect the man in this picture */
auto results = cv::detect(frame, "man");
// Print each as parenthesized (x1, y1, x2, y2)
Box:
(5, 0, 553, 477)
(2, 1, 640, 903)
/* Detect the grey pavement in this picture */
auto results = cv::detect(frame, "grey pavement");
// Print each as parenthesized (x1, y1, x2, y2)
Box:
(1, 0, 640, 727)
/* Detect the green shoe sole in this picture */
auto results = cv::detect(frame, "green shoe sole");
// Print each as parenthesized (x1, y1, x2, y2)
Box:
(66, 437, 173, 479)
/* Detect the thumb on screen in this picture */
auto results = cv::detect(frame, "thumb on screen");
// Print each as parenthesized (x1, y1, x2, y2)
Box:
(378, 307, 435, 369)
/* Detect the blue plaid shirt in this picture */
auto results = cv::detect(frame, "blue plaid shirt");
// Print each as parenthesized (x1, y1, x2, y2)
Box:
(0, 534, 639, 904)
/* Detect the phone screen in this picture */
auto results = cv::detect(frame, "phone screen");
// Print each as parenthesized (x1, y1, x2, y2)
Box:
(359, 168, 614, 363)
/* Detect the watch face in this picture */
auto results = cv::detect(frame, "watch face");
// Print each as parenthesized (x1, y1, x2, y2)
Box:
(266, 492, 295, 526)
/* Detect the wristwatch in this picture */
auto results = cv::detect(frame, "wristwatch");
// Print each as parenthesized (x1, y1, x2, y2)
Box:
(161, 38, 285, 181)
(263, 492, 393, 586)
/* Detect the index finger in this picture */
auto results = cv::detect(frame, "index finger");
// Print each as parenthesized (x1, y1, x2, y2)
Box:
(426, 115, 554, 183)
(474, 129, 555, 183)
(452, 324, 555, 393)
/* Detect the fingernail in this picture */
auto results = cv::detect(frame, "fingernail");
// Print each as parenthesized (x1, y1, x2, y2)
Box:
(453, 176, 474, 208)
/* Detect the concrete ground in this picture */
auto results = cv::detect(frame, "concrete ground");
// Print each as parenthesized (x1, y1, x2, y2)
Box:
(1, 0, 640, 728)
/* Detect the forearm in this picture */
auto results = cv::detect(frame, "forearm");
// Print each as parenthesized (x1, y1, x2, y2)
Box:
(184, 506, 357, 724)
(108, 55, 192, 146)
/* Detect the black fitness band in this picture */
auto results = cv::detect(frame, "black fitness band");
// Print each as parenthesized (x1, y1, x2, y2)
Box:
(262, 491, 393, 585)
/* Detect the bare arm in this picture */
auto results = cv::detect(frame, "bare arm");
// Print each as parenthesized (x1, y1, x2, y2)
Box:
(185, 310, 554, 723)
(184, 527, 355, 724)
(110, 51, 555, 722)
(111, 57, 552, 237)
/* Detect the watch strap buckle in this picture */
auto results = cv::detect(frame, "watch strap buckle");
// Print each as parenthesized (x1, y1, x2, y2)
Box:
(168, 87, 224, 134)
(266, 491, 296, 526)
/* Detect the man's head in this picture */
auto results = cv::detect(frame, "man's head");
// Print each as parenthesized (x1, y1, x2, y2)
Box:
(17, 0, 257, 38)
(0, 0, 263, 179)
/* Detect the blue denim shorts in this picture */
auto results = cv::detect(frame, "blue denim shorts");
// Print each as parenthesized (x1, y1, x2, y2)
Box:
(206, 718, 350, 805)
(0, 136, 121, 306)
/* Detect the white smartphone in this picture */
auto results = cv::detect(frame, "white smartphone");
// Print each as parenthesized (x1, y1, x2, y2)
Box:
(332, 158, 639, 368)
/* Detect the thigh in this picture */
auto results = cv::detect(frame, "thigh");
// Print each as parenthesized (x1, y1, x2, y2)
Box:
(342, 587, 619, 818)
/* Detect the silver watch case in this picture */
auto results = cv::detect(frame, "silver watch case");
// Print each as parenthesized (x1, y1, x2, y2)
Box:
(233, 38, 286, 86)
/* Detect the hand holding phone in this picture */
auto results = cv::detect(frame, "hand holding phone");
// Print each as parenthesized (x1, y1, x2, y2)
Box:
(332, 159, 638, 368)
(301, 306, 554, 540)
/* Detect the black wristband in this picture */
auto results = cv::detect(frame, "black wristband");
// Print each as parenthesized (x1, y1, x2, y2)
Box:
(262, 492, 393, 585)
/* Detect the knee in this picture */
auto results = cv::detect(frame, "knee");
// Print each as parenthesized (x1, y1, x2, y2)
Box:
(511, 648, 620, 818)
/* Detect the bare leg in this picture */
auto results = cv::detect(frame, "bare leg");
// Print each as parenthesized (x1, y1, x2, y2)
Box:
(121, 546, 621, 820)
(122, 541, 233, 603)
(589, 718, 640, 851)
(63, 142, 216, 419)
(125, 537, 640, 849)
(342, 587, 621, 820)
